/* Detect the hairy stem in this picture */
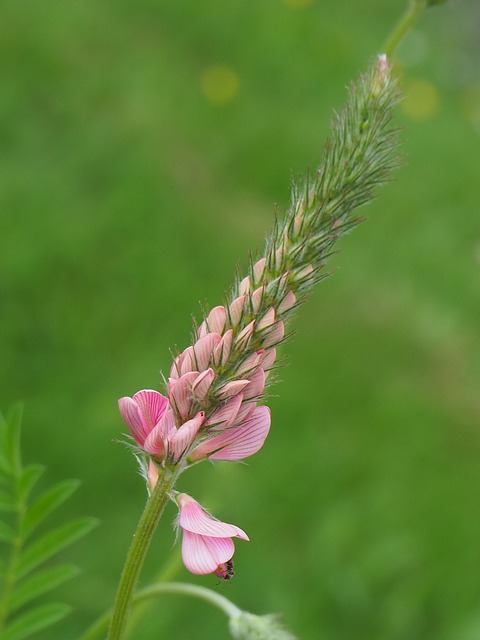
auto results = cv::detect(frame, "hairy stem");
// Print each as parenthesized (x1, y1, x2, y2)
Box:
(81, 581, 240, 640)
(107, 468, 179, 640)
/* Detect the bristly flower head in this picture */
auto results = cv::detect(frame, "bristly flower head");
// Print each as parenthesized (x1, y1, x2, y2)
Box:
(119, 56, 401, 477)
(175, 493, 249, 576)
(229, 611, 297, 640)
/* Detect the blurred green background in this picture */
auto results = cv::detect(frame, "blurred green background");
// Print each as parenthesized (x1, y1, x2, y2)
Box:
(1, 0, 480, 638)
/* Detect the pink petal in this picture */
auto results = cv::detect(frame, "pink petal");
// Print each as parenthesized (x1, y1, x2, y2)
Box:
(253, 257, 266, 283)
(207, 306, 227, 334)
(261, 348, 277, 371)
(181, 530, 234, 575)
(213, 329, 233, 366)
(232, 400, 256, 425)
(296, 264, 314, 280)
(178, 494, 249, 539)
(197, 320, 208, 339)
(166, 412, 205, 462)
(205, 393, 243, 430)
(118, 397, 147, 445)
(132, 390, 169, 429)
(147, 460, 159, 493)
(143, 409, 175, 456)
(235, 319, 255, 350)
(243, 368, 266, 401)
(278, 290, 296, 314)
(257, 307, 275, 331)
(236, 350, 264, 377)
(179, 346, 195, 375)
(239, 276, 250, 295)
(143, 427, 165, 457)
(169, 372, 199, 419)
(229, 295, 245, 326)
(191, 368, 215, 402)
(251, 286, 265, 313)
(216, 379, 250, 401)
(191, 406, 270, 461)
(192, 333, 222, 371)
(170, 350, 189, 380)
(275, 247, 284, 270)
(261, 320, 285, 348)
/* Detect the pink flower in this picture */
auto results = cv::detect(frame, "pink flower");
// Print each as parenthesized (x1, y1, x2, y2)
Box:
(118, 390, 168, 451)
(176, 493, 249, 576)
(188, 405, 270, 462)
(118, 390, 205, 463)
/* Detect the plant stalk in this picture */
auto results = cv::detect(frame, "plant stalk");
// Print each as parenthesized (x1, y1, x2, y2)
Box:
(383, 0, 428, 58)
(107, 468, 178, 640)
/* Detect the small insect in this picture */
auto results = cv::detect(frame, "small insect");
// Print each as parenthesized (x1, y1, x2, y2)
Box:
(215, 559, 235, 581)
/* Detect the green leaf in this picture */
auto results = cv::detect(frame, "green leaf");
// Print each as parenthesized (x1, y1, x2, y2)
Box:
(17, 518, 98, 578)
(0, 490, 17, 512)
(21, 479, 81, 540)
(5, 405, 23, 476)
(3, 602, 72, 640)
(10, 564, 80, 611)
(17, 466, 45, 504)
(0, 520, 16, 543)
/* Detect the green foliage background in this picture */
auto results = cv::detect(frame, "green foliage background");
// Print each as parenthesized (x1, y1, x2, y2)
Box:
(1, 0, 479, 638)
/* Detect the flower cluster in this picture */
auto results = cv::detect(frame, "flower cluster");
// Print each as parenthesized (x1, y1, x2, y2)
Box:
(118, 56, 400, 578)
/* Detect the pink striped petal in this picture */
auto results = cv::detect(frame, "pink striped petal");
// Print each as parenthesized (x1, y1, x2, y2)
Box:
(257, 307, 275, 331)
(169, 371, 199, 419)
(207, 306, 227, 334)
(169, 354, 183, 381)
(243, 368, 266, 401)
(205, 393, 243, 430)
(178, 494, 249, 539)
(197, 320, 208, 339)
(216, 379, 250, 401)
(166, 412, 205, 462)
(132, 390, 168, 429)
(235, 319, 255, 350)
(179, 346, 195, 376)
(236, 350, 264, 377)
(261, 348, 277, 371)
(191, 368, 215, 402)
(192, 333, 222, 371)
(213, 329, 233, 366)
(143, 409, 175, 456)
(251, 286, 265, 313)
(229, 295, 245, 326)
(253, 257, 267, 283)
(239, 276, 251, 295)
(191, 406, 270, 461)
(278, 290, 296, 314)
(232, 400, 256, 425)
(181, 530, 234, 575)
(118, 397, 147, 445)
(262, 320, 285, 348)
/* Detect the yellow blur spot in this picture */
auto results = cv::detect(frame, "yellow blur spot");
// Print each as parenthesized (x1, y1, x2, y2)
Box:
(200, 65, 240, 106)
(283, 0, 314, 8)
(402, 79, 440, 121)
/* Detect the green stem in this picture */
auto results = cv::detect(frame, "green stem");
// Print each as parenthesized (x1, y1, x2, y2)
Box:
(383, 0, 427, 58)
(126, 550, 182, 637)
(80, 582, 240, 640)
(136, 583, 240, 618)
(107, 468, 179, 640)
